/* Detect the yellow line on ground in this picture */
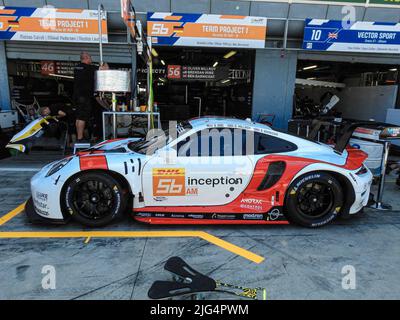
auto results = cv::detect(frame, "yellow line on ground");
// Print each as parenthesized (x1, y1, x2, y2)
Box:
(200, 232, 265, 264)
(0, 230, 265, 264)
(0, 202, 26, 226)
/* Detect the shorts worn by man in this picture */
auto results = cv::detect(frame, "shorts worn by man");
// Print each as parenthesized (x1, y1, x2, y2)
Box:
(73, 52, 98, 142)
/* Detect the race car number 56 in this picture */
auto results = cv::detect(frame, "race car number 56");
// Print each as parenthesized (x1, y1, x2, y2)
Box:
(156, 179, 183, 195)
(152, 168, 186, 196)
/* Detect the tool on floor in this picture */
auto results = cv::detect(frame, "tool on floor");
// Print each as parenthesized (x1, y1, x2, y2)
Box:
(148, 256, 266, 300)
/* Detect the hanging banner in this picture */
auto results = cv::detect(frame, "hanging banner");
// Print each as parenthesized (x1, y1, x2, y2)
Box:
(147, 12, 267, 48)
(120, 0, 135, 37)
(0, 6, 108, 43)
(302, 19, 400, 54)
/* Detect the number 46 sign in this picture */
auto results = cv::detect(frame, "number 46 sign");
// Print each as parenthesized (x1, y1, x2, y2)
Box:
(41, 61, 56, 75)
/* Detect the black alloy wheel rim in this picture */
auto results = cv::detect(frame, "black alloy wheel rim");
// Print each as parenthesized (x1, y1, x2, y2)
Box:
(296, 181, 334, 218)
(72, 180, 114, 220)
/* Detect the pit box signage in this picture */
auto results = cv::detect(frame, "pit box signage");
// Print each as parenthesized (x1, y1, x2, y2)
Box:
(167, 65, 229, 81)
(302, 19, 400, 54)
(147, 12, 267, 49)
(167, 65, 181, 79)
(0, 6, 108, 43)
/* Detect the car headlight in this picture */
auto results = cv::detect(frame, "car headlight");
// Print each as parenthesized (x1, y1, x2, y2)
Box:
(46, 157, 72, 177)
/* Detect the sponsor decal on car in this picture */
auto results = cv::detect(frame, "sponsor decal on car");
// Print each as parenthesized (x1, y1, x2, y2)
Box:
(187, 176, 243, 188)
(153, 196, 168, 202)
(33, 199, 49, 216)
(154, 213, 166, 217)
(152, 168, 243, 197)
(33, 205, 50, 216)
(170, 214, 185, 218)
(33, 191, 50, 216)
(267, 208, 283, 221)
(36, 191, 48, 202)
(137, 212, 152, 217)
(240, 198, 265, 211)
(211, 213, 236, 220)
(133, 208, 287, 222)
(152, 168, 186, 196)
(187, 214, 205, 219)
(243, 213, 264, 220)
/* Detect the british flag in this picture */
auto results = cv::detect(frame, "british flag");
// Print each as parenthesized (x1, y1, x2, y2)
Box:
(328, 32, 338, 39)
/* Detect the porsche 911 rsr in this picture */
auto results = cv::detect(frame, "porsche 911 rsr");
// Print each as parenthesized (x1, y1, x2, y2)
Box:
(25, 117, 373, 228)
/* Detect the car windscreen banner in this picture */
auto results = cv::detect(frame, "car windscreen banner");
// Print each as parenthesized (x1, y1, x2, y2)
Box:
(147, 12, 267, 48)
(302, 19, 400, 54)
(0, 6, 108, 43)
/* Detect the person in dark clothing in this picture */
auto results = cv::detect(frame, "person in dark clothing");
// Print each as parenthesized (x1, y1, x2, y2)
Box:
(73, 52, 98, 142)
(38, 103, 72, 140)
(39, 103, 69, 119)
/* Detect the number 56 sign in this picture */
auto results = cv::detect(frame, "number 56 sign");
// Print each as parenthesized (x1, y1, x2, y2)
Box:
(167, 65, 181, 79)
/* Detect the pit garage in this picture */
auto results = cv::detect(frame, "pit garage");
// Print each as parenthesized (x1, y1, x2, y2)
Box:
(294, 59, 399, 123)
(137, 47, 255, 124)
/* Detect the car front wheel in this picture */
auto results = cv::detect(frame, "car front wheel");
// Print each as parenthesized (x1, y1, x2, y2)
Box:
(61, 171, 128, 227)
(285, 172, 343, 228)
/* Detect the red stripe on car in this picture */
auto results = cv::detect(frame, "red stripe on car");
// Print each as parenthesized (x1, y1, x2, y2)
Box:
(79, 155, 108, 170)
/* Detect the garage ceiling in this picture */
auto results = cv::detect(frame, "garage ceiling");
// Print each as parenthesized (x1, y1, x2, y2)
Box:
(2, 1, 400, 39)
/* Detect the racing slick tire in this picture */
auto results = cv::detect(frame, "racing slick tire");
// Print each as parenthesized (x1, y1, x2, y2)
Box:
(285, 172, 343, 228)
(61, 171, 128, 227)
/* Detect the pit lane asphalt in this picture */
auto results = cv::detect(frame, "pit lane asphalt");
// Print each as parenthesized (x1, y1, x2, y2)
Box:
(1, 167, 400, 299)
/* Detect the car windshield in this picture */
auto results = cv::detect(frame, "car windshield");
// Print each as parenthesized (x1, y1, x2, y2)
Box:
(128, 121, 192, 155)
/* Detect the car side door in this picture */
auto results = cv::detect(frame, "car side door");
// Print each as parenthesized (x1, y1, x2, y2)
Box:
(142, 127, 254, 207)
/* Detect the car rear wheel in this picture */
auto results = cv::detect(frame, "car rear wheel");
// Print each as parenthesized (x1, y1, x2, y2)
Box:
(62, 171, 128, 227)
(285, 172, 343, 228)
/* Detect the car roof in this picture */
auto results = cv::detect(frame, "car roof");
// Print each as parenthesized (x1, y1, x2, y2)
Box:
(188, 116, 273, 131)
(187, 116, 338, 153)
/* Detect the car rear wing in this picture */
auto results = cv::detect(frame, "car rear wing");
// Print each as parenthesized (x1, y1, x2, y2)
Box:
(308, 118, 400, 154)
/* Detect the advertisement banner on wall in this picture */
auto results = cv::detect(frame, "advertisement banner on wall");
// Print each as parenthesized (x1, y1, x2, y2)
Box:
(147, 12, 267, 49)
(0, 6, 108, 43)
(302, 19, 400, 54)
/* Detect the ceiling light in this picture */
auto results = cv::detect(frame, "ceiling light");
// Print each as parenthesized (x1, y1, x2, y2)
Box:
(389, 68, 397, 72)
(151, 48, 158, 57)
(303, 65, 318, 70)
(213, 61, 218, 67)
(160, 59, 165, 66)
(223, 51, 237, 59)
(221, 79, 230, 84)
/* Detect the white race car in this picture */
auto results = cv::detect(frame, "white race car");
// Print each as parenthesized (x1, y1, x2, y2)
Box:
(26, 117, 373, 228)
